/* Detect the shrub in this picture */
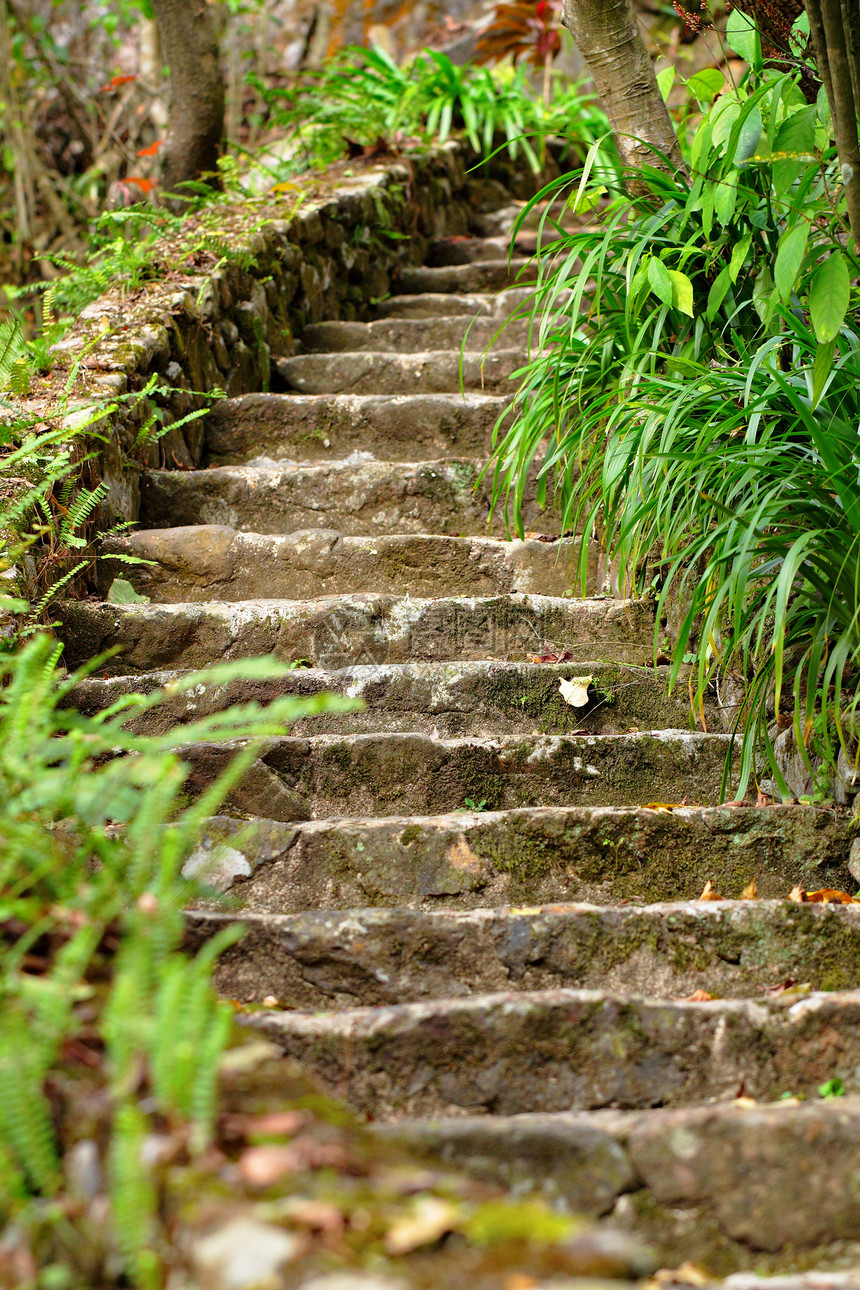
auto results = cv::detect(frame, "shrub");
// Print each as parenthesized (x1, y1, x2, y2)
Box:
(488, 17, 860, 796)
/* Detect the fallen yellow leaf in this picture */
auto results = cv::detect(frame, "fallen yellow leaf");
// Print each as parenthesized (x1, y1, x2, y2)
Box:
(384, 1196, 460, 1256)
(740, 878, 758, 899)
(698, 880, 724, 901)
(558, 675, 592, 707)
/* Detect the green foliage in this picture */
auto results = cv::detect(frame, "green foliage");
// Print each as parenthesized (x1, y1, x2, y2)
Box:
(0, 633, 357, 1283)
(488, 30, 860, 797)
(253, 45, 610, 176)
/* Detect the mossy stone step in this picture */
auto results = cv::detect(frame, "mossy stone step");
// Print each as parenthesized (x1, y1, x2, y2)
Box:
(139, 457, 553, 538)
(275, 349, 528, 396)
(372, 288, 541, 320)
(58, 593, 655, 672)
(395, 258, 538, 294)
(425, 232, 559, 265)
(301, 316, 531, 354)
(203, 393, 512, 466)
(188, 900, 860, 1009)
(250, 986, 860, 1119)
(182, 728, 736, 820)
(186, 804, 848, 914)
(101, 529, 588, 603)
(382, 1100, 860, 1272)
(70, 659, 708, 739)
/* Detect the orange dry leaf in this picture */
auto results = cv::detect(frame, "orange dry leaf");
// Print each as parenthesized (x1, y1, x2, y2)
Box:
(124, 176, 156, 193)
(698, 880, 724, 900)
(788, 885, 855, 903)
(99, 74, 136, 92)
(686, 989, 714, 1002)
(740, 878, 758, 899)
(136, 140, 163, 157)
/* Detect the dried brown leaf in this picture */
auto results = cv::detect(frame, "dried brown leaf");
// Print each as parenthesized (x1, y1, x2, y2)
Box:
(698, 880, 724, 901)
(686, 989, 715, 1002)
(740, 878, 758, 899)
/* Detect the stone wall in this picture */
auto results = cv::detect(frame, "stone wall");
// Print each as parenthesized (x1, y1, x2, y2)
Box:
(43, 140, 555, 540)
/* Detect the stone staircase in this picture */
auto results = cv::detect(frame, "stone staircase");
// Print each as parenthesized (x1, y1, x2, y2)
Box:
(62, 217, 860, 1278)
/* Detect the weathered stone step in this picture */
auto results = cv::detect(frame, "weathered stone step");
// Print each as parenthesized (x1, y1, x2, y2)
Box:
(383, 1100, 860, 1271)
(250, 986, 860, 1119)
(189, 900, 860, 1009)
(139, 457, 553, 538)
(275, 349, 527, 396)
(182, 729, 735, 821)
(58, 593, 654, 672)
(395, 258, 538, 294)
(70, 659, 704, 739)
(102, 529, 587, 602)
(372, 288, 539, 320)
(425, 232, 559, 265)
(301, 316, 530, 354)
(186, 804, 849, 914)
(203, 393, 513, 466)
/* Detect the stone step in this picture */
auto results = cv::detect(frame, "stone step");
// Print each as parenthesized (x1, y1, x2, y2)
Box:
(188, 900, 860, 1009)
(249, 986, 860, 1119)
(275, 349, 527, 396)
(372, 288, 540, 320)
(300, 315, 530, 355)
(203, 393, 513, 466)
(58, 593, 654, 673)
(382, 1100, 860, 1271)
(70, 659, 705, 739)
(395, 258, 538, 294)
(184, 803, 849, 914)
(138, 457, 554, 538)
(181, 729, 735, 821)
(425, 232, 559, 265)
(101, 529, 589, 602)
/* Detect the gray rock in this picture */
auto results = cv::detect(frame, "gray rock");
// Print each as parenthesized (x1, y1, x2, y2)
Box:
(191, 1216, 303, 1289)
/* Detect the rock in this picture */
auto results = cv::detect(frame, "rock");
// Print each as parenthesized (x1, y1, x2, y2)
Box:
(191, 1216, 303, 1289)
(297, 1276, 408, 1290)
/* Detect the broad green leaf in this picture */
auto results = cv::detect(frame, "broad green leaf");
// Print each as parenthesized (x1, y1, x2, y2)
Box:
(752, 265, 775, 323)
(687, 68, 725, 105)
(668, 269, 694, 316)
(690, 120, 713, 171)
(734, 106, 763, 166)
(711, 98, 740, 151)
(774, 221, 809, 301)
(726, 8, 761, 65)
(657, 66, 675, 101)
(647, 256, 674, 307)
(774, 106, 816, 155)
(701, 183, 716, 238)
(809, 252, 850, 342)
(812, 338, 836, 408)
(706, 265, 732, 321)
(729, 232, 752, 282)
(107, 577, 150, 605)
(714, 176, 737, 225)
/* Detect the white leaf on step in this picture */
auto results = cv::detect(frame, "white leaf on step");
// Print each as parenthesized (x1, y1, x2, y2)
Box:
(559, 676, 592, 708)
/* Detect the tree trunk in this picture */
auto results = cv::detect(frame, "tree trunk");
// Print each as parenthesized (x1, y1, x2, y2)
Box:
(562, 0, 686, 185)
(151, 0, 224, 195)
(805, 0, 860, 238)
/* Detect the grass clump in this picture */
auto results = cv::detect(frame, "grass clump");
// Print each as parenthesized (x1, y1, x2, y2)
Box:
(488, 13, 860, 799)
